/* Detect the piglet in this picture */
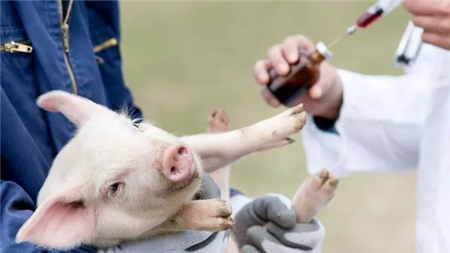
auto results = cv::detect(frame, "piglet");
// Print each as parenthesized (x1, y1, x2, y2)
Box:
(16, 90, 307, 250)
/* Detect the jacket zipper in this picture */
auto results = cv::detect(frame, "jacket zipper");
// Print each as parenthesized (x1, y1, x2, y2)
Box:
(93, 38, 118, 53)
(0, 41, 33, 53)
(58, 0, 78, 95)
(93, 38, 118, 64)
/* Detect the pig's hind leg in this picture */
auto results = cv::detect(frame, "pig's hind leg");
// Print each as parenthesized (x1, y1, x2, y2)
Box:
(182, 104, 306, 173)
(207, 108, 229, 133)
(292, 169, 339, 223)
(207, 108, 231, 200)
(156, 199, 234, 233)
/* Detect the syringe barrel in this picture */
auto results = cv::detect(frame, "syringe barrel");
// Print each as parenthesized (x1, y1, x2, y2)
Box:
(356, 0, 403, 28)
(357, 10, 383, 28)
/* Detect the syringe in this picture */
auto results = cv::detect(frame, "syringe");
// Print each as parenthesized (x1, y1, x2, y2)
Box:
(356, 0, 403, 28)
(327, 0, 403, 49)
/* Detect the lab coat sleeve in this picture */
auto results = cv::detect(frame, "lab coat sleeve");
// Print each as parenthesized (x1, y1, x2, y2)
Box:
(301, 69, 443, 177)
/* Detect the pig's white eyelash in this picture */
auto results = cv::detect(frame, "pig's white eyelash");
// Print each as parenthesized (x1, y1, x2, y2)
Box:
(117, 103, 131, 116)
(117, 103, 139, 121)
(116, 106, 143, 126)
(131, 118, 143, 124)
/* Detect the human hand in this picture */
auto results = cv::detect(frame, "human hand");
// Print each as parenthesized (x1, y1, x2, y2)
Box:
(403, 0, 450, 50)
(240, 220, 324, 253)
(193, 171, 222, 200)
(234, 194, 324, 253)
(254, 35, 343, 120)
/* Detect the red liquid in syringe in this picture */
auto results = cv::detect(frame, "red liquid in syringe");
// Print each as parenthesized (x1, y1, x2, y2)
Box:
(356, 10, 383, 28)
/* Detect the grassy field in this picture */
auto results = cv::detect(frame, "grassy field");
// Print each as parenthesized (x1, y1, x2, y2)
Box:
(119, 2, 416, 252)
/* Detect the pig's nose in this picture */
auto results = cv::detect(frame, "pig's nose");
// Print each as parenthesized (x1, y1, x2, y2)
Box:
(162, 144, 196, 183)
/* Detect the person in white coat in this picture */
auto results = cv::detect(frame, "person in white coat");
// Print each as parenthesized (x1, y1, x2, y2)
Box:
(253, 1, 450, 252)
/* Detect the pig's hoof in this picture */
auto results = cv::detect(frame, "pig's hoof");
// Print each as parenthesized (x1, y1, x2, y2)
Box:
(208, 199, 234, 231)
(286, 103, 306, 132)
(292, 168, 339, 223)
(219, 216, 234, 230)
(208, 108, 229, 133)
(253, 103, 306, 150)
(269, 103, 306, 139)
(215, 199, 232, 217)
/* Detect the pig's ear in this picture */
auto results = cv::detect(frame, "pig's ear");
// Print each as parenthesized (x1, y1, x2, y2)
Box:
(37, 90, 107, 127)
(16, 185, 95, 249)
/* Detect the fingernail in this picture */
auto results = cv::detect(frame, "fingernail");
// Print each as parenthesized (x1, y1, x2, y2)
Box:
(289, 53, 298, 63)
(262, 73, 269, 83)
(269, 98, 281, 107)
(312, 87, 322, 99)
(279, 64, 289, 74)
(269, 99, 279, 107)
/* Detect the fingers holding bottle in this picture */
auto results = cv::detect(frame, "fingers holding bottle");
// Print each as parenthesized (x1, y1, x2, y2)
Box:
(254, 34, 344, 119)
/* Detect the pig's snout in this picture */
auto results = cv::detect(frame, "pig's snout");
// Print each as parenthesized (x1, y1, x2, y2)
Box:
(162, 144, 196, 183)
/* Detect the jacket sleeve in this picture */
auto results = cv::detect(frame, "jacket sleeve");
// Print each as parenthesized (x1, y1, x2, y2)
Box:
(301, 44, 450, 177)
(0, 180, 97, 253)
(84, 0, 143, 119)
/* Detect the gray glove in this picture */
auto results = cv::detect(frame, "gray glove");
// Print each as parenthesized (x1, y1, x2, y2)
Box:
(193, 172, 221, 200)
(98, 174, 230, 253)
(234, 194, 324, 253)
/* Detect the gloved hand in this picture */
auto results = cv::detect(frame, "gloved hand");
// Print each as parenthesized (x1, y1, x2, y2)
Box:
(98, 174, 230, 253)
(193, 171, 221, 200)
(234, 194, 324, 253)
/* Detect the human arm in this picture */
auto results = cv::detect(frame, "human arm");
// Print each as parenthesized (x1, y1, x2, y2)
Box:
(84, 0, 142, 119)
(301, 68, 443, 176)
(254, 35, 449, 176)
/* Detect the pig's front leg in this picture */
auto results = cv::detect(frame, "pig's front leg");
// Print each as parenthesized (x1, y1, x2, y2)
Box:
(155, 199, 234, 233)
(182, 104, 306, 173)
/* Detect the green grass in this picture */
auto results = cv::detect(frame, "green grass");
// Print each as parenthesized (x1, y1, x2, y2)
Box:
(119, 2, 416, 252)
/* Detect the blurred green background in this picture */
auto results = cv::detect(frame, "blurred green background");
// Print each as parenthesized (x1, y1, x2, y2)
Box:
(120, 2, 416, 252)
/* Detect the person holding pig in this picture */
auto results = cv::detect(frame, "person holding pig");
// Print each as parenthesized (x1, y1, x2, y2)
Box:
(253, 1, 450, 252)
(0, 1, 325, 253)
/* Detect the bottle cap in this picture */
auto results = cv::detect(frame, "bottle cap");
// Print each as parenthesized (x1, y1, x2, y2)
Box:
(316, 41, 333, 60)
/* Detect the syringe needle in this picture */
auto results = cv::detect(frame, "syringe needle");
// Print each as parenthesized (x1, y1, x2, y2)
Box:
(327, 34, 347, 49)
(327, 0, 402, 50)
(327, 25, 357, 49)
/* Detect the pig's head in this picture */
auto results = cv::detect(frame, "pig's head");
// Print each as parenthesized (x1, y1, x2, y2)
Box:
(16, 91, 203, 249)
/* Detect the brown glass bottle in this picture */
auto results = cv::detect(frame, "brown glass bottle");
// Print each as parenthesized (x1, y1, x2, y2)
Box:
(267, 42, 332, 106)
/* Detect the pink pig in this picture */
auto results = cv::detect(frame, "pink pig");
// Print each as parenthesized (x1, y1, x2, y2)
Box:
(16, 90, 307, 250)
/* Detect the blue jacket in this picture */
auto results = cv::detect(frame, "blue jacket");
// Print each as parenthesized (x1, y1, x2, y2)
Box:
(1, 1, 141, 252)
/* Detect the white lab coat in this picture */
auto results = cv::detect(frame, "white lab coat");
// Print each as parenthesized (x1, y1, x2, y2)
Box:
(301, 41, 450, 252)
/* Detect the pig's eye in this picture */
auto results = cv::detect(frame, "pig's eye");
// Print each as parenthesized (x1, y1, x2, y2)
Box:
(108, 182, 123, 197)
